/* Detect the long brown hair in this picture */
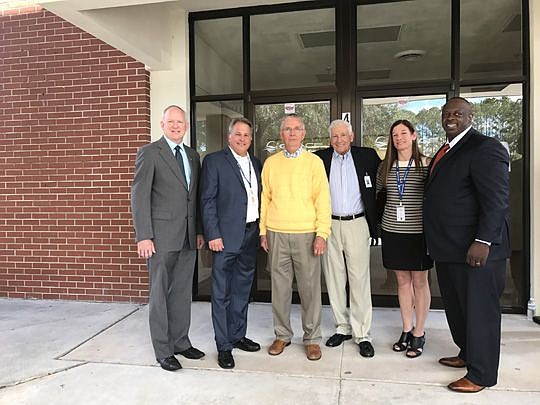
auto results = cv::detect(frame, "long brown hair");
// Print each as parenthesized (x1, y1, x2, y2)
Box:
(380, 119, 425, 187)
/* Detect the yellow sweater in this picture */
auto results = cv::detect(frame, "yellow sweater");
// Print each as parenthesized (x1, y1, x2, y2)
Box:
(260, 150, 331, 239)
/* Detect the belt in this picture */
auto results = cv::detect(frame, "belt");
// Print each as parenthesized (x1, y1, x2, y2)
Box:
(331, 212, 364, 221)
(245, 221, 258, 228)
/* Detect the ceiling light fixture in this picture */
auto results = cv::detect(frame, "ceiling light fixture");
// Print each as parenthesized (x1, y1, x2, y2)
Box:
(394, 49, 426, 62)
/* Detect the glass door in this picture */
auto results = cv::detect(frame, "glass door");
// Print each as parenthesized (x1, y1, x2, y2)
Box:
(252, 100, 332, 301)
(359, 94, 447, 306)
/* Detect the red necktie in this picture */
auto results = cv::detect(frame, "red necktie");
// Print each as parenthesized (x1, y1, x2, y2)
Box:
(430, 144, 450, 174)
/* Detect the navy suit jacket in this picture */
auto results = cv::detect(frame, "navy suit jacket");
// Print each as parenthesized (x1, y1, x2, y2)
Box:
(200, 147, 262, 252)
(423, 128, 511, 262)
(315, 146, 381, 238)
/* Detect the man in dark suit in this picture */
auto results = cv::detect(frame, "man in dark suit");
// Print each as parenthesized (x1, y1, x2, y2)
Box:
(315, 119, 380, 358)
(200, 117, 262, 369)
(424, 97, 510, 392)
(131, 105, 205, 371)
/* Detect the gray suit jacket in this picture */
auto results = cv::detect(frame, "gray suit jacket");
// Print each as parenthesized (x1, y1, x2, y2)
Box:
(131, 136, 200, 251)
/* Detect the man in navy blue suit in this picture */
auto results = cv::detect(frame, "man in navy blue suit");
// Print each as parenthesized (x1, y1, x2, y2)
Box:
(200, 117, 262, 369)
(424, 97, 510, 393)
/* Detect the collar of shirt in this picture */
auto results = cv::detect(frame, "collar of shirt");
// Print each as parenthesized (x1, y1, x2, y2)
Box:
(283, 145, 304, 158)
(229, 146, 250, 162)
(332, 148, 352, 162)
(448, 125, 473, 149)
(164, 135, 185, 154)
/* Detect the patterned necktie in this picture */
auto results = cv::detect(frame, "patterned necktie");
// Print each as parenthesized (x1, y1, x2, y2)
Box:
(174, 145, 189, 187)
(430, 144, 450, 174)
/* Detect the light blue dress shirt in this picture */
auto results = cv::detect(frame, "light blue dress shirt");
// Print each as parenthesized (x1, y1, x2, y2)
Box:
(164, 136, 191, 188)
(329, 149, 364, 216)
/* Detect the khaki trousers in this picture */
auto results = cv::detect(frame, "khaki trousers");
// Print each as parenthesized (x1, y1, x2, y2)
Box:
(322, 216, 372, 343)
(267, 230, 322, 344)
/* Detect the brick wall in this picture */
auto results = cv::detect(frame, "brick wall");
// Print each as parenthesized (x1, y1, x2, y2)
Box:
(0, 6, 150, 302)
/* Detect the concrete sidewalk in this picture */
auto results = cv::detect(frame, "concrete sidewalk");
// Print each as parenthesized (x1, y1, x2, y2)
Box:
(1, 298, 539, 404)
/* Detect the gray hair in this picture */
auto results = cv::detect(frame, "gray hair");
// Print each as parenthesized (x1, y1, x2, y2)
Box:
(162, 105, 186, 119)
(328, 119, 353, 137)
(228, 117, 253, 134)
(280, 113, 305, 131)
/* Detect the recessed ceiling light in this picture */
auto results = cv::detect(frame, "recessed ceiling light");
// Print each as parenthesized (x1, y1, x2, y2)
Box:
(394, 49, 426, 62)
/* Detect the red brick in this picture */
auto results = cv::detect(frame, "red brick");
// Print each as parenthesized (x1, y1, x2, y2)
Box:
(0, 7, 150, 304)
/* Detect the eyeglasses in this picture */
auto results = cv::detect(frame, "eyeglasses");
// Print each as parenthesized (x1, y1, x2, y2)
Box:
(282, 127, 305, 133)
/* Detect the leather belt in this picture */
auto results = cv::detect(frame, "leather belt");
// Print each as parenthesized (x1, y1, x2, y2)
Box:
(331, 212, 364, 221)
(245, 221, 258, 228)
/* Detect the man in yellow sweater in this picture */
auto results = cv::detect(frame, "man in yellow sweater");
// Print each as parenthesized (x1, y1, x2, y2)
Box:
(260, 113, 331, 361)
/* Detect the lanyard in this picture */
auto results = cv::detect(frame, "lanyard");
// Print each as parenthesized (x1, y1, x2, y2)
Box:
(237, 157, 252, 188)
(395, 158, 413, 204)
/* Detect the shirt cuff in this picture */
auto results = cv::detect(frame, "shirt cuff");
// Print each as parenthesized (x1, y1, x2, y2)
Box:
(475, 238, 491, 246)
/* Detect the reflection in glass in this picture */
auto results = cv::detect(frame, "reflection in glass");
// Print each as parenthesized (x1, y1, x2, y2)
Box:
(361, 95, 446, 159)
(253, 101, 331, 294)
(461, 0, 522, 81)
(461, 84, 523, 307)
(254, 101, 331, 164)
(251, 9, 335, 90)
(195, 100, 244, 297)
(361, 94, 447, 298)
(357, 0, 450, 86)
(194, 17, 242, 96)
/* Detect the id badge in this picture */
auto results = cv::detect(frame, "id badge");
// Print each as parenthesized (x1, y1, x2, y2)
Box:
(396, 205, 406, 222)
(364, 175, 372, 188)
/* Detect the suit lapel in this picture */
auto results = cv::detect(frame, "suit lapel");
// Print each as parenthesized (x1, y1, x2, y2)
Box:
(351, 147, 368, 195)
(427, 128, 475, 186)
(158, 136, 188, 190)
(224, 147, 245, 188)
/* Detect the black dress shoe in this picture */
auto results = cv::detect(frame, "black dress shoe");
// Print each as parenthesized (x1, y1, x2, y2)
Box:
(156, 356, 182, 371)
(358, 341, 375, 358)
(325, 333, 353, 347)
(233, 337, 261, 352)
(175, 347, 205, 359)
(218, 350, 235, 369)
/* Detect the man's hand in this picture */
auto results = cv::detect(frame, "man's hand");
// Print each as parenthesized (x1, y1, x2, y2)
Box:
(466, 241, 490, 267)
(260, 235, 269, 253)
(197, 234, 205, 250)
(208, 237, 224, 252)
(137, 239, 155, 259)
(313, 236, 326, 256)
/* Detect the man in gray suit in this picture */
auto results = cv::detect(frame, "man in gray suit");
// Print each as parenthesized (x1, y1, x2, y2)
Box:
(131, 105, 205, 371)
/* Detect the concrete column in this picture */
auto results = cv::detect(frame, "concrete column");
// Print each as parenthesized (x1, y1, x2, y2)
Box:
(150, 7, 190, 143)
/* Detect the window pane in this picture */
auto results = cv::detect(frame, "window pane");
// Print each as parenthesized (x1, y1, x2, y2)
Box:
(461, 0, 522, 80)
(194, 100, 244, 160)
(253, 101, 331, 295)
(250, 9, 335, 90)
(361, 94, 447, 298)
(254, 101, 330, 163)
(357, 0, 450, 85)
(195, 100, 244, 297)
(460, 84, 524, 307)
(194, 18, 242, 96)
(361, 95, 447, 159)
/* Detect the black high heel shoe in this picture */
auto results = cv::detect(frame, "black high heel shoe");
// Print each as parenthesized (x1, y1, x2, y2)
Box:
(406, 333, 425, 358)
(392, 330, 413, 352)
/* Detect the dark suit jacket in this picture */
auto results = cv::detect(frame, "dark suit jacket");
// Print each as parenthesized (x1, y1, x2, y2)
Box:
(423, 128, 510, 262)
(131, 136, 201, 251)
(200, 147, 262, 252)
(315, 146, 381, 238)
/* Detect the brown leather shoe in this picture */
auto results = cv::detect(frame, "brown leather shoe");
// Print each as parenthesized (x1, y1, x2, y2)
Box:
(448, 377, 485, 393)
(268, 339, 291, 356)
(306, 344, 322, 361)
(439, 356, 466, 368)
